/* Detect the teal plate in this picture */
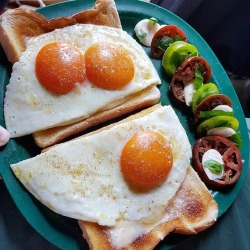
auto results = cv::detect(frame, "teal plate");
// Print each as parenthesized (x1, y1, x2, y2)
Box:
(0, 0, 249, 249)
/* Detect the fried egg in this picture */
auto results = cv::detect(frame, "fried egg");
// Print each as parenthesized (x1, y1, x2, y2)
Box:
(11, 105, 191, 226)
(4, 24, 160, 137)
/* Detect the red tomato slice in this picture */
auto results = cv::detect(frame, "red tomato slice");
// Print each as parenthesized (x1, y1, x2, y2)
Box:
(192, 135, 242, 188)
(170, 56, 212, 103)
(151, 25, 187, 59)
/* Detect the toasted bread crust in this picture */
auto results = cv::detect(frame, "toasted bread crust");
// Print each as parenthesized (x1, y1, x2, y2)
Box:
(0, 8, 49, 64)
(0, 0, 122, 64)
(72, 0, 122, 28)
(79, 167, 218, 250)
(33, 86, 160, 148)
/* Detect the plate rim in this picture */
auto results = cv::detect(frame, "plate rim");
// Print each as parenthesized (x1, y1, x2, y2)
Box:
(0, 0, 249, 249)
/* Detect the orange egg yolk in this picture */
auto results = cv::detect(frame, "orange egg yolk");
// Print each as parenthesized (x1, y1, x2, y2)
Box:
(120, 130, 173, 188)
(35, 42, 86, 95)
(84, 43, 135, 90)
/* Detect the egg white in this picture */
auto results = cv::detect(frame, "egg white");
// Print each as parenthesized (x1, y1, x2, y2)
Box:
(4, 24, 161, 137)
(11, 105, 191, 226)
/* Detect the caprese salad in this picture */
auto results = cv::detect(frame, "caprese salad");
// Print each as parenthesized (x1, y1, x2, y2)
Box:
(134, 18, 243, 188)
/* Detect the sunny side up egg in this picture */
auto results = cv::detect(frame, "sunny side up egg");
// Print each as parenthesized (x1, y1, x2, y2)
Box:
(11, 105, 192, 227)
(4, 24, 161, 137)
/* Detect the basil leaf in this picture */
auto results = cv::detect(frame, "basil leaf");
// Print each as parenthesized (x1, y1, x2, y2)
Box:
(199, 110, 234, 120)
(176, 49, 198, 63)
(204, 160, 223, 174)
(156, 36, 173, 51)
(172, 35, 185, 42)
(149, 17, 158, 25)
(194, 65, 203, 89)
(228, 131, 242, 149)
(155, 35, 184, 52)
(188, 51, 198, 58)
(138, 29, 147, 41)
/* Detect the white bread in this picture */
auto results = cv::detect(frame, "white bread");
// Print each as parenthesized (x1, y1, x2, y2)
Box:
(0, 0, 122, 64)
(0, 0, 160, 148)
(34, 85, 160, 148)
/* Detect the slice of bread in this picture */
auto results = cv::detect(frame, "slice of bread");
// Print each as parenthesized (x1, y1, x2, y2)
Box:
(0, 0, 122, 64)
(0, 0, 160, 148)
(79, 166, 218, 250)
(34, 85, 160, 148)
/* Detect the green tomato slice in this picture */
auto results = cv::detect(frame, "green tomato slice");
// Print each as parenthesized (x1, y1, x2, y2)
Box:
(197, 115, 239, 137)
(199, 110, 234, 120)
(191, 83, 219, 112)
(162, 41, 198, 76)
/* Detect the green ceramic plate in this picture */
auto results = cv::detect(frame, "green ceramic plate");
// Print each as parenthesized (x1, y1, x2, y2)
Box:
(0, 0, 249, 249)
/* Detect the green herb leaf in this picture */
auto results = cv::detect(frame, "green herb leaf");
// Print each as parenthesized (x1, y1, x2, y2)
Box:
(199, 110, 234, 120)
(149, 17, 158, 25)
(194, 65, 203, 89)
(228, 131, 242, 149)
(187, 51, 198, 58)
(156, 36, 173, 51)
(155, 35, 184, 52)
(138, 29, 147, 41)
(204, 160, 223, 174)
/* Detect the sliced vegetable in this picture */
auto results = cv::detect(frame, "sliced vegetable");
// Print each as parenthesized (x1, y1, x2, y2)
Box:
(170, 56, 212, 103)
(196, 115, 239, 137)
(162, 41, 198, 77)
(151, 25, 187, 58)
(193, 94, 232, 125)
(193, 135, 242, 188)
(191, 83, 219, 112)
(199, 110, 234, 120)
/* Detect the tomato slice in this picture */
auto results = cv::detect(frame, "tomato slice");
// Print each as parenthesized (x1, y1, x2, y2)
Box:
(162, 41, 198, 77)
(151, 25, 187, 59)
(196, 115, 239, 137)
(170, 56, 212, 103)
(193, 94, 232, 125)
(191, 83, 219, 112)
(193, 135, 242, 188)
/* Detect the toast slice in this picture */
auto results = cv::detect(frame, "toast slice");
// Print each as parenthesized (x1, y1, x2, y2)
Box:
(0, 0, 122, 64)
(79, 166, 218, 250)
(1, 0, 160, 148)
(34, 85, 160, 148)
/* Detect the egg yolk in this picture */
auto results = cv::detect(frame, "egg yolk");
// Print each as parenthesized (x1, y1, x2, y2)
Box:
(35, 42, 86, 95)
(84, 43, 135, 90)
(120, 130, 173, 188)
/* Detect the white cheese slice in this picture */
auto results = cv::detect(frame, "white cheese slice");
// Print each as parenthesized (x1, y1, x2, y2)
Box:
(213, 105, 233, 112)
(207, 127, 236, 137)
(184, 82, 195, 106)
(202, 149, 224, 180)
(134, 19, 161, 46)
